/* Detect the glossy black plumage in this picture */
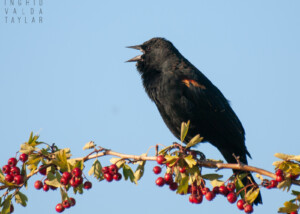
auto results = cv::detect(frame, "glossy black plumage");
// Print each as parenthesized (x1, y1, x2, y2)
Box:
(128, 37, 261, 204)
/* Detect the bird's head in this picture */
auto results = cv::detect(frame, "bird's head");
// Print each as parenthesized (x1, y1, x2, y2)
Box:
(127, 37, 180, 73)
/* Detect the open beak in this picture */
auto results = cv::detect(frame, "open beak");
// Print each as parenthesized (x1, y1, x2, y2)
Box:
(126, 45, 143, 62)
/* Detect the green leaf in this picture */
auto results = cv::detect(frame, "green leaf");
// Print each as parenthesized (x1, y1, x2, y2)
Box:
(278, 179, 292, 192)
(278, 201, 299, 213)
(184, 155, 197, 168)
(202, 173, 223, 181)
(45, 172, 62, 188)
(180, 121, 190, 142)
(26, 154, 41, 172)
(15, 191, 28, 207)
(19, 143, 36, 154)
(210, 179, 224, 187)
(134, 160, 146, 183)
(186, 134, 203, 148)
(245, 188, 260, 204)
(158, 145, 173, 155)
(274, 153, 295, 161)
(1, 194, 12, 214)
(88, 159, 103, 180)
(292, 190, 300, 196)
(60, 188, 69, 202)
(235, 176, 245, 198)
(0, 168, 5, 183)
(176, 176, 189, 194)
(83, 141, 95, 150)
(122, 164, 135, 183)
(164, 154, 178, 167)
(110, 158, 126, 168)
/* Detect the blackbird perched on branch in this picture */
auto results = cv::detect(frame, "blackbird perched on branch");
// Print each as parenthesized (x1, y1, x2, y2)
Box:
(127, 37, 262, 205)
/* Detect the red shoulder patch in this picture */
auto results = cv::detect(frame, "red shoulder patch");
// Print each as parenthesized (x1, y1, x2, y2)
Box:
(182, 79, 206, 89)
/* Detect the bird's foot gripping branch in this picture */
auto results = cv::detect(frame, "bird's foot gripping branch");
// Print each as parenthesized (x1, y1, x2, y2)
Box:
(0, 122, 300, 214)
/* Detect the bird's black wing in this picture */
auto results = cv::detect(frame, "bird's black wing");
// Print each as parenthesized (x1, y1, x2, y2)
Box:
(178, 67, 250, 163)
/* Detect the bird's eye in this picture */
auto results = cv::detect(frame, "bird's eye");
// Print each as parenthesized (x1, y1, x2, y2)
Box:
(146, 46, 151, 51)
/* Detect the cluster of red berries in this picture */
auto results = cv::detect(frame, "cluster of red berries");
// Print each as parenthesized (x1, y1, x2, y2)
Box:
(264, 169, 299, 190)
(153, 155, 254, 213)
(102, 164, 122, 182)
(33, 166, 92, 212)
(2, 154, 28, 186)
(55, 197, 76, 213)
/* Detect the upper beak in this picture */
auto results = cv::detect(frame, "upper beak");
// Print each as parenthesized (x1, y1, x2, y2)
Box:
(126, 45, 143, 62)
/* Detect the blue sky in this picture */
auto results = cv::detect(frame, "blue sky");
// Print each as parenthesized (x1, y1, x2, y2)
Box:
(1, 0, 300, 213)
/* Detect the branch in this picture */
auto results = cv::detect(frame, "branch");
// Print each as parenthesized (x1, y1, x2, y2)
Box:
(71, 148, 300, 186)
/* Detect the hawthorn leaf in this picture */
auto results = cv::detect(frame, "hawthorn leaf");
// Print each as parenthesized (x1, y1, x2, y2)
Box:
(202, 173, 223, 181)
(180, 121, 190, 142)
(184, 155, 197, 168)
(15, 191, 28, 207)
(83, 141, 95, 150)
(186, 134, 203, 149)
(245, 188, 260, 204)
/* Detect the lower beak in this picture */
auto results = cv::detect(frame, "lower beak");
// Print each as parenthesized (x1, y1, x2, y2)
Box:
(126, 45, 143, 62)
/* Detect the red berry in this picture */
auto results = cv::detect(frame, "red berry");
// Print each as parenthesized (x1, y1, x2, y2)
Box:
(13, 175, 24, 185)
(43, 184, 50, 191)
(290, 211, 298, 214)
(189, 195, 195, 203)
(8, 158, 17, 167)
(69, 197, 76, 206)
(227, 182, 236, 192)
(153, 166, 162, 174)
(2, 165, 11, 174)
(201, 187, 210, 195)
(276, 175, 284, 182)
(109, 164, 118, 175)
(69, 177, 78, 187)
(74, 176, 83, 185)
(5, 174, 14, 182)
(83, 181, 92, 189)
(19, 153, 28, 162)
(219, 186, 229, 196)
(213, 186, 220, 194)
(102, 166, 109, 174)
(194, 195, 203, 204)
(34, 180, 43, 189)
(190, 185, 198, 194)
(290, 174, 300, 180)
(39, 165, 47, 175)
(244, 204, 253, 213)
(237, 199, 245, 210)
(72, 167, 82, 177)
(205, 191, 215, 201)
(164, 173, 173, 184)
(50, 185, 58, 190)
(104, 173, 113, 182)
(62, 200, 71, 209)
(10, 166, 20, 176)
(60, 177, 69, 185)
(155, 177, 165, 187)
(156, 155, 166, 165)
(169, 182, 178, 191)
(55, 203, 65, 213)
(179, 167, 186, 173)
(227, 192, 237, 203)
(270, 180, 278, 188)
(113, 173, 122, 181)
(276, 169, 283, 176)
(62, 172, 72, 181)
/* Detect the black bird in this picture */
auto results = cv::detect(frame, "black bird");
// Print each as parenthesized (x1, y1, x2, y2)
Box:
(127, 37, 262, 204)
